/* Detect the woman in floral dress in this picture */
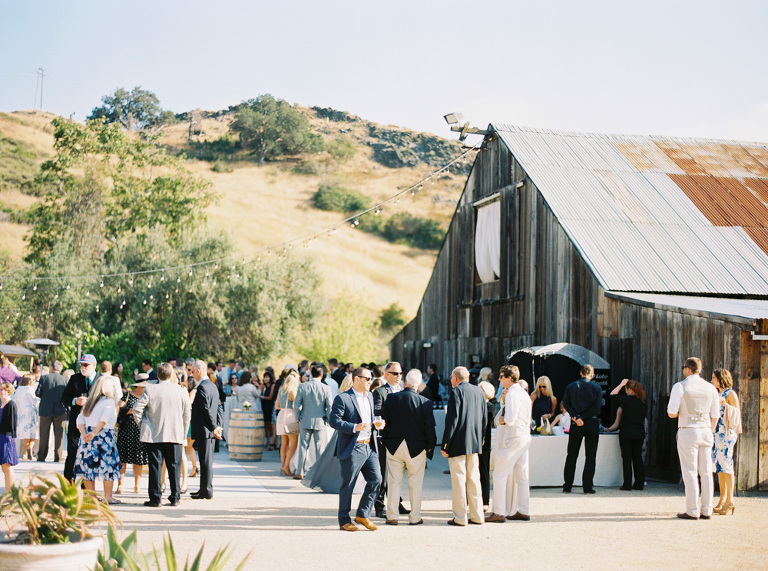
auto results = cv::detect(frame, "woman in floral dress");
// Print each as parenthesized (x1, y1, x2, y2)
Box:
(74, 375, 122, 504)
(711, 368, 740, 515)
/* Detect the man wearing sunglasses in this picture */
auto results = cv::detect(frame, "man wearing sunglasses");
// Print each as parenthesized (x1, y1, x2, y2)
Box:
(61, 354, 100, 481)
(329, 367, 385, 532)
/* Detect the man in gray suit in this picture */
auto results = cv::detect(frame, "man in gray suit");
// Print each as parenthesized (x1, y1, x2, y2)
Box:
(293, 364, 332, 479)
(133, 362, 191, 507)
(36, 360, 68, 462)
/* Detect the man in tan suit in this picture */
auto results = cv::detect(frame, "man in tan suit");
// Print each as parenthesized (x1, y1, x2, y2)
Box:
(133, 362, 191, 507)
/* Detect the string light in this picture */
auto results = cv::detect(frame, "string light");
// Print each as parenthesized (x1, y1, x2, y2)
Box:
(0, 147, 479, 303)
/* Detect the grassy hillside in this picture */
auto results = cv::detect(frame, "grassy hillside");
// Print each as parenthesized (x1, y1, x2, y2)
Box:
(0, 107, 471, 327)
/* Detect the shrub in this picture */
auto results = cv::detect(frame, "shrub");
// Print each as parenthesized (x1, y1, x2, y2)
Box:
(212, 160, 233, 173)
(313, 181, 370, 212)
(381, 212, 445, 250)
(379, 302, 407, 332)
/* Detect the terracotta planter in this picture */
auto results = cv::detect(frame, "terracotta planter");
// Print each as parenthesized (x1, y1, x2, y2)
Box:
(0, 534, 103, 571)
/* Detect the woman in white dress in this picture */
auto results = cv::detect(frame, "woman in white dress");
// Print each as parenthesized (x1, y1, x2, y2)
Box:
(13, 374, 40, 460)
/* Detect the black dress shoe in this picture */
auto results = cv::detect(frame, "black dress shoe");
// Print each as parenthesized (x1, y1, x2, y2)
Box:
(375, 510, 386, 519)
(562, 487, 572, 493)
(583, 489, 596, 494)
(191, 494, 212, 500)
(620, 486, 632, 491)
(169, 499, 180, 506)
(699, 514, 711, 520)
(676, 512, 698, 520)
(446, 519, 465, 526)
(398, 504, 410, 515)
(144, 500, 161, 507)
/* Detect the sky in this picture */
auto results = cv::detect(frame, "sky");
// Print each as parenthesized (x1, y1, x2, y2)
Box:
(1, 0, 767, 142)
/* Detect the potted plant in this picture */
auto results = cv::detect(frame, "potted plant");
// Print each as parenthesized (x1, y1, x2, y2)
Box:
(94, 524, 251, 571)
(0, 472, 118, 571)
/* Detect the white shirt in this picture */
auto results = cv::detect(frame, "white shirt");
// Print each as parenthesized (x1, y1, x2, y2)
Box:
(668, 374, 719, 428)
(353, 388, 372, 441)
(77, 397, 118, 430)
(503, 383, 533, 434)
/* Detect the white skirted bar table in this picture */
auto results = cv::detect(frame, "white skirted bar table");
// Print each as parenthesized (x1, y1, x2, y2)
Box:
(528, 433, 622, 487)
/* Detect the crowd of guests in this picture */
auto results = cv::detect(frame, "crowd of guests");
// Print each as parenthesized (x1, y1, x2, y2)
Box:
(0, 353, 743, 523)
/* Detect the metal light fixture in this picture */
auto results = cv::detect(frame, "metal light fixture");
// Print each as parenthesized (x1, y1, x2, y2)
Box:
(443, 111, 488, 142)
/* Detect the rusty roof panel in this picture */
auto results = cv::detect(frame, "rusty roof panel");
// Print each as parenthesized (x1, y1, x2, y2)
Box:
(654, 141, 709, 176)
(668, 174, 731, 226)
(723, 145, 768, 178)
(492, 124, 768, 294)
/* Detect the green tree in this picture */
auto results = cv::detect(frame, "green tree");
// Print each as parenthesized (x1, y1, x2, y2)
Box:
(378, 302, 406, 333)
(301, 288, 385, 363)
(88, 87, 168, 131)
(25, 117, 213, 267)
(326, 135, 355, 165)
(230, 94, 322, 164)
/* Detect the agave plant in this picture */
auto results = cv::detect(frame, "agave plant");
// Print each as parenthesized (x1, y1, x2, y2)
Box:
(0, 472, 119, 544)
(94, 524, 251, 571)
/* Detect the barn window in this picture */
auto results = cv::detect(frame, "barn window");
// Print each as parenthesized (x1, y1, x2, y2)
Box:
(474, 198, 500, 283)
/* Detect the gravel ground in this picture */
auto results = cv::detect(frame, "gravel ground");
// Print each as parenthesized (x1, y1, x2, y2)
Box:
(15, 448, 768, 570)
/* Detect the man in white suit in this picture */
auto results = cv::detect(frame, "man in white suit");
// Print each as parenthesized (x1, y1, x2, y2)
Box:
(293, 364, 333, 479)
(668, 357, 719, 520)
(486, 365, 532, 522)
(133, 362, 191, 507)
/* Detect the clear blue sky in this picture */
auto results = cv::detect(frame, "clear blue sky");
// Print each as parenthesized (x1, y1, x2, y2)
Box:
(1, 0, 766, 142)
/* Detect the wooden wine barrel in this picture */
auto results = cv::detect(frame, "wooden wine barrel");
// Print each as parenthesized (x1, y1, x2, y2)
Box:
(228, 408, 265, 461)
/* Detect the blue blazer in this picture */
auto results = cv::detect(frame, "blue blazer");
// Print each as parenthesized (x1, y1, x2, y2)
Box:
(329, 388, 378, 460)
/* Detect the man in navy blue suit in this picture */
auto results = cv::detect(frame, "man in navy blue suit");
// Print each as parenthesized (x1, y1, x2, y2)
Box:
(329, 367, 384, 532)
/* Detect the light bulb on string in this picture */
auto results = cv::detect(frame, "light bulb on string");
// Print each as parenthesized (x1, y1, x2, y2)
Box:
(95, 305, 99, 313)
(33, 282, 37, 291)
(117, 285, 122, 294)
(66, 283, 71, 290)
(100, 280, 104, 288)
(165, 293, 169, 299)
(21, 292, 25, 300)
(147, 281, 152, 289)
(189, 269, 193, 277)
(177, 276, 181, 283)
(149, 295, 153, 300)
(160, 273, 165, 282)
(128, 278, 133, 287)
(86, 289, 90, 296)
(143, 299, 147, 305)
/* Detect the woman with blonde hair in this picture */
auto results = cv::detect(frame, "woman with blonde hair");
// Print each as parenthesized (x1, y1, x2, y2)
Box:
(712, 368, 740, 514)
(338, 373, 354, 393)
(74, 375, 122, 504)
(0, 382, 18, 490)
(531, 376, 557, 427)
(14, 374, 40, 460)
(275, 369, 300, 476)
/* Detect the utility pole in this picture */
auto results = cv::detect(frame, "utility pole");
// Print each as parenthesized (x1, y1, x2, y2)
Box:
(37, 67, 45, 110)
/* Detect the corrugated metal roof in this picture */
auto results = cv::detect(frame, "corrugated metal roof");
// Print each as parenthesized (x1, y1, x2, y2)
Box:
(608, 292, 768, 322)
(493, 125, 768, 295)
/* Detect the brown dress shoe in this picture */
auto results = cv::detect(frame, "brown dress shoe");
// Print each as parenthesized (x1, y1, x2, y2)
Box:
(385, 519, 399, 525)
(354, 516, 378, 530)
(676, 513, 698, 520)
(340, 523, 360, 531)
(293, 474, 303, 480)
(409, 519, 424, 526)
(447, 519, 466, 526)
(507, 512, 530, 521)
(485, 513, 506, 523)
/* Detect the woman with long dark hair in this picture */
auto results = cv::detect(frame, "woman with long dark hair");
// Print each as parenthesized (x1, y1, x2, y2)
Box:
(607, 378, 648, 490)
(0, 381, 18, 491)
(261, 370, 277, 450)
(711, 368, 740, 515)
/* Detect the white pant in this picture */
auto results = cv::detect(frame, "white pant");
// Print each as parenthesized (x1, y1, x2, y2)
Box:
(492, 433, 531, 516)
(448, 454, 483, 525)
(386, 441, 427, 523)
(677, 427, 714, 517)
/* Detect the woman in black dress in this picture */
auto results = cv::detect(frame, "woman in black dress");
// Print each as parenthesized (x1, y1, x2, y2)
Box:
(117, 379, 149, 494)
(0, 381, 18, 491)
(607, 378, 648, 490)
(261, 371, 277, 450)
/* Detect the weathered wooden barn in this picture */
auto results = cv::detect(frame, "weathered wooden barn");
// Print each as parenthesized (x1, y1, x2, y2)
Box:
(390, 125, 768, 490)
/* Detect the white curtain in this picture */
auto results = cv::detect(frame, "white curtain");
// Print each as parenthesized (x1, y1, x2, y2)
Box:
(475, 200, 501, 283)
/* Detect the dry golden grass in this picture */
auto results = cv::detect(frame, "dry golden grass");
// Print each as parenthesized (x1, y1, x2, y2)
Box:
(1, 109, 470, 331)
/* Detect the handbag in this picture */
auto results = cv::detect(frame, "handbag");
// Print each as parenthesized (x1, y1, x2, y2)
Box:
(724, 403, 742, 434)
(283, 407, 300, 434)
(540, 417, 553, 436)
